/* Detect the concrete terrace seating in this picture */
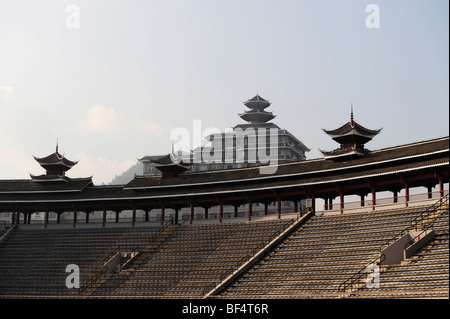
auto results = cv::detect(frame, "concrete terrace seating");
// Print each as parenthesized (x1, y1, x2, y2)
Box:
(351, 209, 449, 299)
(219, 206, 431, 299)
(90, 219, 293, 298)
(1, 204, 448, 299)
(0, 226, 161, 297)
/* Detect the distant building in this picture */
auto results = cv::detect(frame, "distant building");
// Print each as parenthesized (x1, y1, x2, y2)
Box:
(139, 94, 310, 175)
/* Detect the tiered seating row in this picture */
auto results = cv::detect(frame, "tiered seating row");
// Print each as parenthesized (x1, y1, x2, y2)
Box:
(91, 219, 292, 297)
(219, 206, 430, 298)
(0, 226, 161, 297)
(351, 209, 449, 299)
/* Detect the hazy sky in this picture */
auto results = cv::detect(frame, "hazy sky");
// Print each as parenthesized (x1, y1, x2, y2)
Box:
(0, 0, 448, 184)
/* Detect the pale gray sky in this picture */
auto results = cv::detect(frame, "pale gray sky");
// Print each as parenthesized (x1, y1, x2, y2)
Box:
(0, 0, 448, 184)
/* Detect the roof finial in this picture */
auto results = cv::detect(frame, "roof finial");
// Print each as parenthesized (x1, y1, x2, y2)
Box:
(56, 138, 59, 153)
(350, 103, 354, 126)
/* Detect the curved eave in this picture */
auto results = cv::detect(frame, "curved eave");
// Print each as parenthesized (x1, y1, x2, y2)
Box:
(323, 121, 382, 138)
(320, 148, 366, 160)
(33, 152, 78, 168)
(239, 111, 276, 123)
(243, 101, 271, 110)
(30, 174, 68, 183)
(8, 161, 447, 203)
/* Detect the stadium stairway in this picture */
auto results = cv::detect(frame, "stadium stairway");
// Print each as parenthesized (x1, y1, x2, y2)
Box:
(0, 226, 162, 298)
(348, 206, 449, 299)
(0, 198, 448, 299)
(88, 218, 296, 298)
(217, 204, 445, 299)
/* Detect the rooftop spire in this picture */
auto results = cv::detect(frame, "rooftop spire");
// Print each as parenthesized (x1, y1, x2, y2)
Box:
(56, 138, 59, 153)
(350, 103, 354, 126)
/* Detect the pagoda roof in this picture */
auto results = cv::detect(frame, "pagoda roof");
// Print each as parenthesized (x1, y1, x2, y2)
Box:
(243, 94, 271, 110)
(150, 153, 192, 178)
(322, 109, 381, 146)
(319, 147, 369, 160)
(323, 121, 381, 139)
(0, 177, 93, 194)
(0, 137, 447, 205)
(239, 110, 276, 124)
(138, 155, 165, 163)
(33, 151, 78, 172)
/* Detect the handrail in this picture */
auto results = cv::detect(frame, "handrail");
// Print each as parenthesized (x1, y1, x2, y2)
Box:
(337, 193, 448, 297)
(404, 204, 448, 252)
(0, 222, 15, 241)
(78, 219, 174, 296)
(202, 207, 308, 296)
(338, 254, 385, 297)
(379, 194, 448, 253)
(79, 265, 109, 295)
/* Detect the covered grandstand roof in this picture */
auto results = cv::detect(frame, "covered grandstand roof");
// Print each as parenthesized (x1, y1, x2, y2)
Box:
(0, 137, 447, 208)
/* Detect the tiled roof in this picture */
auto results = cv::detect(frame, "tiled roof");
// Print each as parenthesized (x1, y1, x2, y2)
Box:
(0, 177, 93, 194)
(0, 137, 447, 205)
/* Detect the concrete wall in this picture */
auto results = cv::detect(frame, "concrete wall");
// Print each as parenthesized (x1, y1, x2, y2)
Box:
(381, 229, 435, 265)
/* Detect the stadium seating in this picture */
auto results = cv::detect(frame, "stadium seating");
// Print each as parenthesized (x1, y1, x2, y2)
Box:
(90, 219, 293, 298)
(0, 202, 448, 299)
(0, 226, 162, 297)
(349, 210, 449, 299)
(218, 206, 439, 298)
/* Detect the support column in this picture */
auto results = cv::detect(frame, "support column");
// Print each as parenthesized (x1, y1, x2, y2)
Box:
(405, 183, 409, 207)
(294, 200, 299, 213)
(277, 197, 281, 219)
(234, 205, 239, 218)
(393, 190, 398, 203)
(312, 195, 316, 214)
(132, 207, 136, 226)
(204, 206, 209, 220)
(145, 209, 149, 222)
(190, 204, 194, 224)
(324, 198, 328, 211)
(219, 202, 224, 223)
(175, 207, 180, 225)
(161, 207, 165, 225)
(85, 211, 90, 224)
(360, 194, 365, 207)
(56, 212, 61, 224)
(427, 186, 433, 199)
(264, 203, 269, 216)
(372, 188, 376, 211)
(439, 178, 444, 199)
(340, 192, 344, 214)
(73, 209, 77, 228)
(44, 211, 49, 228)
(102, 208, 107, 227)
(248, 200, 252, 221)
(115, 211, 120, 223)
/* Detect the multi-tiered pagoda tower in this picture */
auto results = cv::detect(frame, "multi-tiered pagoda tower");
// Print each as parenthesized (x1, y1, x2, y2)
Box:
(320, 108, 382, 160)
(238, 94, 276, 124)
(31, 143, 79, 182)
(188, 93, 310, 172)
